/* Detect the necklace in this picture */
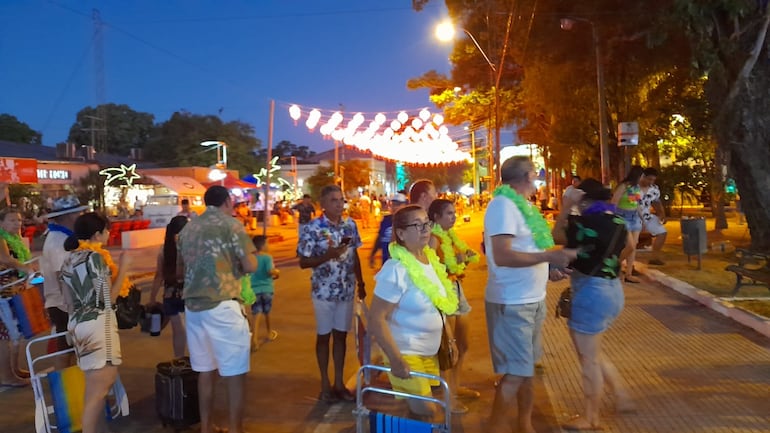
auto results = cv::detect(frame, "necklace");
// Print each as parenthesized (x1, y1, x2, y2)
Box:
(0, 228, 31, 263)
(431, 225, 480, 275)
(493, 184, 555, 250)
(76, 240, 132, 297)
(388, 243, 458, 314)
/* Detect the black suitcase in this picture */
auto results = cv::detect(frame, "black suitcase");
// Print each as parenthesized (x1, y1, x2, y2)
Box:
(155, 357, 200, 430)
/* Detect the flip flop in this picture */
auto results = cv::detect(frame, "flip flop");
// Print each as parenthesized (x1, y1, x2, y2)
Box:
(268, 330, 278, 341)
(1, 381, 29, 388)
(562, 415, 604, 431)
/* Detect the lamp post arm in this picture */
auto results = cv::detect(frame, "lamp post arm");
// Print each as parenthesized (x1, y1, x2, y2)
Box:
(462, 29, 496, 73)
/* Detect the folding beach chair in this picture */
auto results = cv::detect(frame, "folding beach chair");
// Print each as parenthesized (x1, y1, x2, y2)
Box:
(353, 365, 451, 433)
(26, 332, 130, 433)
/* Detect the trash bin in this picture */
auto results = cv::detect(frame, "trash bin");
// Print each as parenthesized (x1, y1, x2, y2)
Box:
(680, 217, 707, 255)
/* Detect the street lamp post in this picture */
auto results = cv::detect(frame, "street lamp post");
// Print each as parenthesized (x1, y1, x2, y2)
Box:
(200, 140, 228, 185)
(560, 17, 610, 185)
(436, 22, 500, 190)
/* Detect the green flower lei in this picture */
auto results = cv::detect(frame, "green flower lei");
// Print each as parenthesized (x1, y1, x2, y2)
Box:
(493, 184, 555, 250)
(431, 225, 480, 275)
(388, 243, 458, 315)
(0, 228, 31, 263)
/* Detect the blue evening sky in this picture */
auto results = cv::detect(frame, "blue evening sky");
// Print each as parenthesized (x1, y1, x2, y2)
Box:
(1, 1, 466, 153)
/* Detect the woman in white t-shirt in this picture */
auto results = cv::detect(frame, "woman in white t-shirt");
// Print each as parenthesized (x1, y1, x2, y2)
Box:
(369, 205, 458, 419)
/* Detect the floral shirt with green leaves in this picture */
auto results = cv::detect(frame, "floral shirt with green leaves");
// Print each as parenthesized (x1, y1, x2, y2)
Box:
(178, 206, 256, 312)
(297, 214, 362, 302)
(59, 250, 111, 324)
(566, 212, 628, 279)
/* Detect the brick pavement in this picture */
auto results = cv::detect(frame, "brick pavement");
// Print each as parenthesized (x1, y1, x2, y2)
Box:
(1, 215, 769, 432)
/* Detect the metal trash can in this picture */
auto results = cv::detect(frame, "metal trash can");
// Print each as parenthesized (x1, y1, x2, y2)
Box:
(680, 217, 707, 255)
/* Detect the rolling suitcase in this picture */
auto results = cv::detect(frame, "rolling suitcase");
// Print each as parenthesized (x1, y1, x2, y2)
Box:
(155, 357, 200, 430)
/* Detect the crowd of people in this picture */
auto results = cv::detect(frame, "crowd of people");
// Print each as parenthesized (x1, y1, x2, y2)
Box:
(0, 156, 677, 433)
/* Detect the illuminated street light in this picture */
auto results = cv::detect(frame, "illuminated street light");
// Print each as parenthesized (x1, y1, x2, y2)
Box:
(436, 20, 500, 189)
(200, 140, 228, 186)
(200, 140, 228, 169)
(560, 17, 610, 185)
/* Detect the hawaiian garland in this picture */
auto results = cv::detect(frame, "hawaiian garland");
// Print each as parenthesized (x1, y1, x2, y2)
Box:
(493, 184, 555, 250)
(76, 240, 132, 297)
(431, 225, 480, 275)
(0, 228, 31, 263)
(388, 243, 458, 315)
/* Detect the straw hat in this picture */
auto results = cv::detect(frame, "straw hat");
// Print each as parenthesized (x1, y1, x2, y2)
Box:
(43, 195, 89, 219)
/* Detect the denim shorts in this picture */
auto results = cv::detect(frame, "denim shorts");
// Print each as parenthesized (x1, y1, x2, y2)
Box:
(568, 272, 624, 335)
(485, 300, 545, 377)
(616, 208, 642, 232)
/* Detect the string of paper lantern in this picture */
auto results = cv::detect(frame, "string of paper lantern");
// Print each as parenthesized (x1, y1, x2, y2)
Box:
(285, 103, 470, 165)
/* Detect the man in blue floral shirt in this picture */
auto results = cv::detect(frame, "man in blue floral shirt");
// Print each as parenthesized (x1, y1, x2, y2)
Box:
(298, 184, 365, 403)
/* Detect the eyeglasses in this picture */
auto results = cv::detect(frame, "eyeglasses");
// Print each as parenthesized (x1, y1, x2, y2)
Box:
(402, 221, 433, 232)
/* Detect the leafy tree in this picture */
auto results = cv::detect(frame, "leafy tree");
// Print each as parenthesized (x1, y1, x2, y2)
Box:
(405, 162, 470, 192)
(670, 0, 770, 247)
(68, 104, 154, 155)
(340, 159, 372, 192)
(255, 140, 316, 162)
(0, 114, 42, 144)
(76, 169, 106, 212)
(143, 111, 262, 177)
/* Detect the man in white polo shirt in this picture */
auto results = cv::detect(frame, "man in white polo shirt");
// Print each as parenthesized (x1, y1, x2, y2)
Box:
(484, 156, 576, 433)
(41, 196, 88, 365)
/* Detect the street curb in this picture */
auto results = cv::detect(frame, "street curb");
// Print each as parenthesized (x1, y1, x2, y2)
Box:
(637, 262, 770, 338)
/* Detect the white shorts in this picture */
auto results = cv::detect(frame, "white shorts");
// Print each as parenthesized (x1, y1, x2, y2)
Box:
(312, 298, 354, 335)
(642, 215, 667, 236)
(185, 300, 250, 376)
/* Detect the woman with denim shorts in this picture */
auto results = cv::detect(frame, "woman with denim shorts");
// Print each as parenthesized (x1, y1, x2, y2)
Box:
(611, 165, 644, 282)
(553, 178, 635, 431)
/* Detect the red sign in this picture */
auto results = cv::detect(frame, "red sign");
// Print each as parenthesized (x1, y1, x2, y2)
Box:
(0, 158, 38, 183)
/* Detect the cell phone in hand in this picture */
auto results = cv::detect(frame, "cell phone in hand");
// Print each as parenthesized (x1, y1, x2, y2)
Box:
(340, 236, 352, 246)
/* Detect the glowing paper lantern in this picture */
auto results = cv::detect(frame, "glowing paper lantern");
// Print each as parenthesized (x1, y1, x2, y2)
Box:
(411, 118, 423, 130)
(419, 109, 431, 121)
(397, 111, 408, 124)
(306, 109, 321, 130)
(289, 105, 301, 122)
(374, 113, 386, 124)
(390, 120, 401, 131)
(433, 114, 444, 126)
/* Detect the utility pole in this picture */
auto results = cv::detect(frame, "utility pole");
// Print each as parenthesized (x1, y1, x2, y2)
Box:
(92, 9, 107, 152)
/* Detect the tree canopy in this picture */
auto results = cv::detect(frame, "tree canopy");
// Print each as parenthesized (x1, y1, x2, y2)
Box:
(68, 104, 155, 155)
(0, 114, 42, 145)
(143, 111, 262, 178)
(415, 0, 770, 249)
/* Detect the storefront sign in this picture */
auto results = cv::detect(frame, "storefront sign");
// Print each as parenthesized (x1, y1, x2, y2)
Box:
(36, 168, 71, 181)
(0, 158, 38, 183)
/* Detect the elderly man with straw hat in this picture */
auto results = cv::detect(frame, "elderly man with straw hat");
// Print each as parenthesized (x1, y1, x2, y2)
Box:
(40, 196, 89, 358)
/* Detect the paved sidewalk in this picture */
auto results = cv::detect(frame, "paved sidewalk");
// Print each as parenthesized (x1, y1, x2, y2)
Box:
(1, 216, 768, 432)
(540, 277, 770, 433)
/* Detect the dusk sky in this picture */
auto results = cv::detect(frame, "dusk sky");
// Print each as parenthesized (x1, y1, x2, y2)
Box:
(1, 1, 469, 154)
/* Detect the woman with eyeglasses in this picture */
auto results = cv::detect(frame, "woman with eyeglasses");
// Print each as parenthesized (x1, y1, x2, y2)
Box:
(427, 198, 480, 414)
(369, 205, 459, 419)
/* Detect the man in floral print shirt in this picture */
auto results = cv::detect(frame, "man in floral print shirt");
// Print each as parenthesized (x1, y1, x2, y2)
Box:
(178, 186, 257, 433)
(298, 184, 366, 403)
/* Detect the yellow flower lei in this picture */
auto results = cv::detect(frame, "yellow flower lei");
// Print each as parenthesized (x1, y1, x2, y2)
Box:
(76, 240, 132, 297)
(431, 225, 479, 275)
(388, 243, 458, 314)
(493, 184, 555, 250)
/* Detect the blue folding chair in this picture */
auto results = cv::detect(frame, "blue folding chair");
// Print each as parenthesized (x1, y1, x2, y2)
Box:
(353, 365, 451, 433)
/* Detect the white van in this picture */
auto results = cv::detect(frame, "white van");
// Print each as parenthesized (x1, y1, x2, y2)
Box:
(143, 194, 205, 228)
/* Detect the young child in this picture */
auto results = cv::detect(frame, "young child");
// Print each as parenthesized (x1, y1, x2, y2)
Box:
(249, 235, 279, 351)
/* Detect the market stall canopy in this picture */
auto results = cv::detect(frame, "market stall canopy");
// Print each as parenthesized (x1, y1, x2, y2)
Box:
(203, 173, 255, 189)
(144, 175, 206, 196)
